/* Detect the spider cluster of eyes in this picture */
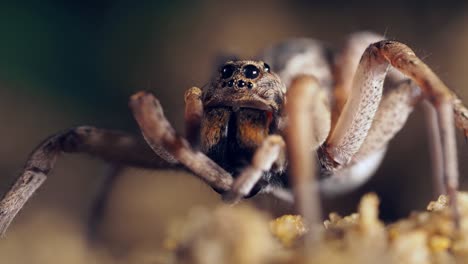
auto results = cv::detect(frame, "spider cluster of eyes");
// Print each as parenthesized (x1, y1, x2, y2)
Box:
(219, 62, 271, 89)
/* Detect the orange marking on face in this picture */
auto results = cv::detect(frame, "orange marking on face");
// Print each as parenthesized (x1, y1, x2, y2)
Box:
(238, 123, 268, 147)
(200, 108, 230, 151)
(237, 109, 269, 149)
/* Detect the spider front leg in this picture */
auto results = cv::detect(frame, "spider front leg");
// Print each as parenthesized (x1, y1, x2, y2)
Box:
(0, 127, 174, 236)
(129, 91, 234, 193)
(90, 86, 207, 238)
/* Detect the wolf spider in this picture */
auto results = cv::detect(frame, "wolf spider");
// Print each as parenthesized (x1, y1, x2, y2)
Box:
(1, 32, 467, 239)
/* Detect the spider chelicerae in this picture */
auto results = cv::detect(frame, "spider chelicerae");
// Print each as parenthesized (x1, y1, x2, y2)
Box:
(1, 31, 467, 240)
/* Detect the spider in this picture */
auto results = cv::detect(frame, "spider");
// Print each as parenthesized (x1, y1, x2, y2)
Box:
(0, 31, 467, 239)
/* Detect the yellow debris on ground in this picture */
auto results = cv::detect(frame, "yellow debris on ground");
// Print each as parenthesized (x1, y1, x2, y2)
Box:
(166, 192, 468, 263)
(270, 215, 307, 248)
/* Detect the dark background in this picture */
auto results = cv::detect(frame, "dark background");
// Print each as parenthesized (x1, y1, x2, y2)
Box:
(1, 1, 468, 262)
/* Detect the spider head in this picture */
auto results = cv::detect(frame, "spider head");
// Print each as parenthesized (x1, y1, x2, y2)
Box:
(200, 61, 287, 192)
(203, 60, 286, 113)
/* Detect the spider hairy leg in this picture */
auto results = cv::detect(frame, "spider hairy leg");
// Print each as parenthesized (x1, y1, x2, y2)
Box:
(0, 126, 171, 236)
(375, 41, 461, 224)
(355, 79, 422, 159)
(320, 79, 423, 196)
(326, 40, 467, 227)
(129, 91, 234, 193)
(326, 46, 389, 166)
(333, 32, 385, 128)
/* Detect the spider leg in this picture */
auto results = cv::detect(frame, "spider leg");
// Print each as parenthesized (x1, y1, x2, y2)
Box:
(285, 75, 331, 244)
(222, 135, 286, 204)
(422, 101, 445, 196)
(355, 79, 422, 159)
(321, 78, 423, 195)
(326, 32, 443, 196)
(129, 91, 234, 193)
(89, 87, 206, 239)
(377, 41, 462, 223)
(332, 31, 384, 128)
(326, 45, 389, 166)
(326, 40, 467, 226)
(87, 165, 123, 240)
(0, 126, 174, 236)
(184, 87, 203, 148)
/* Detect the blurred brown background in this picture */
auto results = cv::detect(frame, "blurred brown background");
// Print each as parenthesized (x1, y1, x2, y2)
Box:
(1, 0, 468, 262)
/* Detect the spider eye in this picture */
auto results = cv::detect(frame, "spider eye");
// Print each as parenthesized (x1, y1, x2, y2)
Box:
(243, 65, 260, 79)
(264, 63, 271, 73)
(221, 64, 235, 79)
